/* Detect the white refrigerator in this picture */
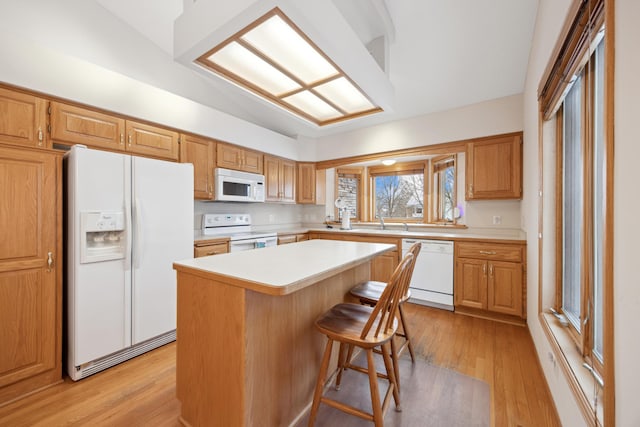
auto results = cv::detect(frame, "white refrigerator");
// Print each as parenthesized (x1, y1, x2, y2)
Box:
(66, 146, 193, 380)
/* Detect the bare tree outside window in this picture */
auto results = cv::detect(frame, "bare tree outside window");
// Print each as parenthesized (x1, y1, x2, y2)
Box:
(373, 174, 423, 220)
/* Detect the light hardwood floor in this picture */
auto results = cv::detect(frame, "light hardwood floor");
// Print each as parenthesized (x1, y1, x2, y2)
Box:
(0, 304, 560, 426)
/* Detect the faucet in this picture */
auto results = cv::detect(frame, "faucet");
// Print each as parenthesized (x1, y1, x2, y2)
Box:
(379, 216, 385, 230)
(402, 222, 409, 232)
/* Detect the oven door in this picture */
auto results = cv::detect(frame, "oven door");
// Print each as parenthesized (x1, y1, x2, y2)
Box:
(230, 237, 277, 252)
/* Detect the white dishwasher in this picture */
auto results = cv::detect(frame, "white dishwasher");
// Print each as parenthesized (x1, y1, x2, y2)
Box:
(402, 239, 454, 311)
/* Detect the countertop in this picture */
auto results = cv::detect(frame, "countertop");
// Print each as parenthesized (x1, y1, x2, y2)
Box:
(174, 239, 395, 295)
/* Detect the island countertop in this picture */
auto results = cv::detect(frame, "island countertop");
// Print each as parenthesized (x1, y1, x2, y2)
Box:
(173, 239, 395, 296)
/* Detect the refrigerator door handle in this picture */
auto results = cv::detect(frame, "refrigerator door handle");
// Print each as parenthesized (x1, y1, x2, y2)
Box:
(124, 201, 132, 270)
(133, 197, 144, 269)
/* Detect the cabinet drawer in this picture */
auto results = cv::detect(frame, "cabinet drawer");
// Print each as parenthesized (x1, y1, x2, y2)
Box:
(456, 242, 522, 262)
(194, 243, 228, 258)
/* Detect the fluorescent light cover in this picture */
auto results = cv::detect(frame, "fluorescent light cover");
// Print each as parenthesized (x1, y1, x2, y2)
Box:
(242, 15, 338, 85)
(314, 77, 375, 113)
(283, 91, 341, 121)
(196, 8, 382, 126)
(208, 42, 300, 96)
(382, 159, 396, 166)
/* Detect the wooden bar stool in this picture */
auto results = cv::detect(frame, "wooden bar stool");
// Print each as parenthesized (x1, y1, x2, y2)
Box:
(349, 242, 421, 375)
(308, 253, 414, 427)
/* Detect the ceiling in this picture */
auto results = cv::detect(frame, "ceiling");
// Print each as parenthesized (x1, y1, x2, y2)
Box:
(96, 0, 538, 139)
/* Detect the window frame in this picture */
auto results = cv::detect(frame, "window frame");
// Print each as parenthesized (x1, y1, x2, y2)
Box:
(334, 167, 364, 221)
(537, 0, 613, 425)
(430, 155, 457, 224)
(367, 161, 427, 223)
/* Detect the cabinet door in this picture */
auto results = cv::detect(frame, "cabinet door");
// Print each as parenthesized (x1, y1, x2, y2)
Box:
(0, 88, 47, 148)
(180, 134, 214, 200)
(194, 243, 228, 258)
(278, 235, 297, 245)
(242, 149, 263, 174)
(50, 102, 125, 151)
(0, 146, 60, 392)
(371, 252, 398, 283)
(466, 135, 522, 200)
(454, 258, 487, 309)
(297, 163, 316, 204)
(487, 261, 523, 316)
(264, 155, 281, 202)
(216, 143, 242, 170)
(126, 121, 179, 161)
(280, 159, 296, 203)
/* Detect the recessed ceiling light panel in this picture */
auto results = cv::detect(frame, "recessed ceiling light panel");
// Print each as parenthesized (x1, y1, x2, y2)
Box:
(195, 8, 382, 126)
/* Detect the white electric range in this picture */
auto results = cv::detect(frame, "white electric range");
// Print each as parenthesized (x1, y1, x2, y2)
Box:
(202, 213, 277, 252)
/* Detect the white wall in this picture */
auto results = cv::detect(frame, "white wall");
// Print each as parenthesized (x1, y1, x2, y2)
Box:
(314, 94, 524, 160)
(612, 1, 640, 424)
(523, 0, 640, 425)
(0, 0, 301, 160)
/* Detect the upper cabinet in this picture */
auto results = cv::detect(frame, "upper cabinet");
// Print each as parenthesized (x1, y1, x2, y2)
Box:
(50, 102, 179, 161)
(296, 162, 316, 204)
(264, 154, 295, 203)
(125, 120, 179, 161)
(465, 133, 522, 200)
(0, 87, 47, 148)
(50, 102, 125, 151)
(217, 143, 263, 174)
(180, 134, 215, 200)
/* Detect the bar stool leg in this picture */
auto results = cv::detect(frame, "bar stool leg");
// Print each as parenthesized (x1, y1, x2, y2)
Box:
(390, 337, 401, 395)
(308, 337, 334, 427)
(398, 304, 415, 362)
(381, 341, 401, 410)
(366, 348, 384, 427)
(335, 342, 347, 390)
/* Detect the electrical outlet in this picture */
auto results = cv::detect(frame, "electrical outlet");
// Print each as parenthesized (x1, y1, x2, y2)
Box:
(492, 215, 502, 225)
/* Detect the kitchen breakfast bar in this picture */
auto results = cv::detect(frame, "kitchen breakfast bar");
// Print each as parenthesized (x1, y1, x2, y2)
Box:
(172, 239, 395, 427)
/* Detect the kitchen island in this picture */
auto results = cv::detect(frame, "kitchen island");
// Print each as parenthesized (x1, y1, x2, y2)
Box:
(172, 239, 395, 427)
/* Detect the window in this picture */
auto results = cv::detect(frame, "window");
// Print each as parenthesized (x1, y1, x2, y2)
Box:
(538, 0, 612, 423)
(431, 156, 456, 223)
(335, 168, 363, 221)
(369, 162, 425, 222)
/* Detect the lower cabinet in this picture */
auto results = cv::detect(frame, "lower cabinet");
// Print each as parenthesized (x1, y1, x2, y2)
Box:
(277, 233, 308, 245)
(308, 232, 400, 283)
(194, 239, 229, 258)
(454, 241, 525, 322)
(0, 145, 62, 405)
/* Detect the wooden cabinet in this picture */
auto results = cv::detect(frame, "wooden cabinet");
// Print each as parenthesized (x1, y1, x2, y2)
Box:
(180, 134, 215, 200)
(454, 241, 525, 322)
(278, 233, 309, 245)
(50, 102, 125, 151)
(0, 87, 47, 148)
(125, 120, 179, 161)
(297, 163, 316, 204)
(466, 134, 522, 200)
(308, 232, 400, 283)
(217, 143, 263, 174)
(50, 102, 179, 161)
(0, 145, 62, 405)
(264, 155, 296, 203)
(194, 239, 229, 258)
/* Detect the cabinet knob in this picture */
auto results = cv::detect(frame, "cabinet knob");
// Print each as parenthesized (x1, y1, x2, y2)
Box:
(38, 128, 44, 146)
(128, 134, 132, 146)
(479, 250, 497, 255)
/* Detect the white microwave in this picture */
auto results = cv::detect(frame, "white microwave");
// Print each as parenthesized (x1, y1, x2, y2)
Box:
(214, 168, 265, 202)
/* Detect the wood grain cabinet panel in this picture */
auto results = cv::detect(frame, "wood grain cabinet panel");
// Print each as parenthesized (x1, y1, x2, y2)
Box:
(466, 134, 522, 200)
(296, 163, 316, 204)
(125, 121, 179, 161)
(455, 258, 487, 310)
(50, 102, 125, 151)
(180, 134, 215, 200)
(0, 88, 47, 148)
(0, 145, 61, 405)
(264, 155, 295, 203)
(194, 242, 228, 258)
(216, 143, 263, 174)
(454, 241, 525, 323)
